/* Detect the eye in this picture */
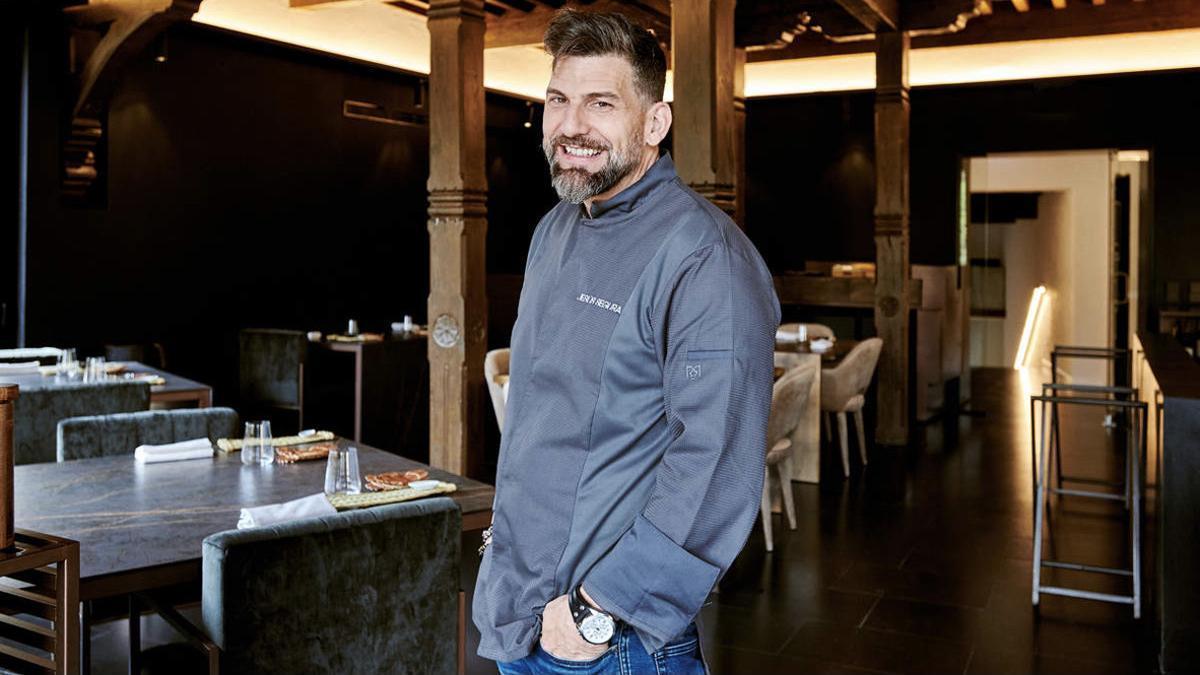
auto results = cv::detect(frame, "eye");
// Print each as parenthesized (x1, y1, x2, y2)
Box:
(591, 100, 613, 110)
(548, 95, 567, 105)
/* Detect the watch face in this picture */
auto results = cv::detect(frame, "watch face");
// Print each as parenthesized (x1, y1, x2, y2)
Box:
(579, 613, 615, 644)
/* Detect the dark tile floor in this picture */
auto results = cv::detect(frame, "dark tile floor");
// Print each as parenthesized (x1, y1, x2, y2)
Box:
(90, 368, 1157, 674)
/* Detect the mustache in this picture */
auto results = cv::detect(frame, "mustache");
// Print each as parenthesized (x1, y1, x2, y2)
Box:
(545, 134, 611, 153)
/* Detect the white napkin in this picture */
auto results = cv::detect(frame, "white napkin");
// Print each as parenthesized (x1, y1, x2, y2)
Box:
(238, 493, 336, 530)
(775, 329, 800, 343)
(810, 338, 834, 353)
(134, 438, 214, 463)
(0, 361, 40, 374)
(502, 379, 510, 403)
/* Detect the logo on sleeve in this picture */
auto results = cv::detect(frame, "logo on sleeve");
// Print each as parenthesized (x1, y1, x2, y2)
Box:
(576, 292, 622, 315)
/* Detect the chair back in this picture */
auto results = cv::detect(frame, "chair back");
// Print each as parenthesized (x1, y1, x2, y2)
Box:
(484, 348, 511, 431)
(0, 347, 62, 366)
(105, 343, 168, 369)
(202, 497, 461, 675)
(57, 407, 240, 461)
(12, 380, 151, 465)
(238, 329, 305, 410)
(767, 364, 816, 463)
(820, 338, 883, 412)
(779, 322, 835, 341)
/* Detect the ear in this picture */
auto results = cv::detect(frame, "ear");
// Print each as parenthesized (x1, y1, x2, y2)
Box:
(643, 101, 672, 147)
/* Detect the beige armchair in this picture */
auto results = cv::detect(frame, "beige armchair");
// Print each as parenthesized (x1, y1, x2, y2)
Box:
(820, 337, 883, 478)
(761, 364, 816, 552)
(778, 322, 835, 341)
(484, 348, 511, 431)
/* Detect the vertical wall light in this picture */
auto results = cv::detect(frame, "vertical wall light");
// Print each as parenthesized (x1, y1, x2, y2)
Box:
(1014, 285, 1048, 370)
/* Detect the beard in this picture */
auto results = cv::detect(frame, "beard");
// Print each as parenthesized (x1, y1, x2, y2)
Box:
(543, 129, 643, 204)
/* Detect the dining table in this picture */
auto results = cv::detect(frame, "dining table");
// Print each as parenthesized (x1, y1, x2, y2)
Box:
(14, 438, 494, 674)
(0, 361, 212, 409)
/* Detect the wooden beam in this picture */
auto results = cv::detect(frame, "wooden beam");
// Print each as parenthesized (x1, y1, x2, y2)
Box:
(427, 0, 488, 477)
(1011, 0, 1030, 12)
(834, 0, 899, 32)
(485, 0, 669, 49)
(873, 30, 911, 447)
(749, 0, 1200, 62)
(671, 0, 736, 217)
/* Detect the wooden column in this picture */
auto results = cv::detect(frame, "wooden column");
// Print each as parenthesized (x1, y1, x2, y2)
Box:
(733, 47, 747, 227)
(671, 0, 737, 217)
(873, 31, 911, 446)
(426, 0, 487, 476)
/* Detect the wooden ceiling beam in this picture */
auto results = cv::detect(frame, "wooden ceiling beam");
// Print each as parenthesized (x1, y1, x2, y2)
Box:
(750, 0, 1200, 62)
(833, 0, 899, 32)
(485, 0, 669, 49)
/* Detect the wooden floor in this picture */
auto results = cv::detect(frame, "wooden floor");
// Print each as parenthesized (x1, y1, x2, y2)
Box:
(90, 368, 1157, 674)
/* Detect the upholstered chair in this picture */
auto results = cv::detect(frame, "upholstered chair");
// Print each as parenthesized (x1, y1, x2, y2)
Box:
(57, 407, 240, 461)
(238, 329, 305, 431)
(484, 348, 511, 432)
(761, 364, 817, 552)
(778, 322, 835, 341)
(12, 380, 151, 465)
(105, 342, 168, 369)
(175, 497, 462, 674)
(820, 337, 884, 478)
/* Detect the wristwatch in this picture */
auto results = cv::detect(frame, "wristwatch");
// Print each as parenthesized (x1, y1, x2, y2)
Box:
(568, 585, 616, 645)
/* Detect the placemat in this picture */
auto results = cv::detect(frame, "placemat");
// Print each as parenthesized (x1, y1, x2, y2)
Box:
(216, 431, 336, 453)
(327, 482, 457, 510)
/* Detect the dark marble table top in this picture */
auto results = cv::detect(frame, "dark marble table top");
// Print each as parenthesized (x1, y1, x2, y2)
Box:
(0, 360, 210, 398)
(14, 440, 494, 599)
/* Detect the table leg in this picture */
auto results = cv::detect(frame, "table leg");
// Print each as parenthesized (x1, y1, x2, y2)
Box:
(128, 595, 141, 675)
(80, 600, 91, 675)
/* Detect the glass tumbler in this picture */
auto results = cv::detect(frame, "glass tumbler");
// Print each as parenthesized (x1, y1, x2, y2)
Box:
(84, 356, 106, 383)
(242, 421, 274, 466)
(324, 446, 361, 495)
(56, 349, 78, 380)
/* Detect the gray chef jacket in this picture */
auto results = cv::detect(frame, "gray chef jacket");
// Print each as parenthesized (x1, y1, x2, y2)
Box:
(474, 153, 780, 662)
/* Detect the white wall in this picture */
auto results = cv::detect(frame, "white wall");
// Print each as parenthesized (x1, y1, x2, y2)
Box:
(968, 151, 1113, 384)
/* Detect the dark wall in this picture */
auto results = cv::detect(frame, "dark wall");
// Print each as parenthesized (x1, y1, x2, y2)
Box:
(745, 68, 1200, 325)
(19, 19, 555, 404)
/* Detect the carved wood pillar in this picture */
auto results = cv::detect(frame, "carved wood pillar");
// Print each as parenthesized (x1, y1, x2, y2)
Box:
(427, 0, 487, 476)
(873, 31, 911, 446)
(671, 0, 737, 217)
(733, 47, 747, 228)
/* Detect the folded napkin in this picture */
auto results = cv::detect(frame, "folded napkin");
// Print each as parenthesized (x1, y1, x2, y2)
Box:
(134, 438, 214, 464)
(775, 329, 801, 343)
(0, 361, 41, 375)
(238, 493, 336, 529)
(809, 338, 834, 353)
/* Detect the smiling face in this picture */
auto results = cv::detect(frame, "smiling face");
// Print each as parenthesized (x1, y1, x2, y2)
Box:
(542, 54, 649, 205)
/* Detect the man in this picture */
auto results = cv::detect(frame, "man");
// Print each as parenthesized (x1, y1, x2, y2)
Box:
(474, 9, 780, 673)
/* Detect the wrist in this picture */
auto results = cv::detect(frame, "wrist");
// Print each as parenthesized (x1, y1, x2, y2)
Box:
(578, 584, 604, 613)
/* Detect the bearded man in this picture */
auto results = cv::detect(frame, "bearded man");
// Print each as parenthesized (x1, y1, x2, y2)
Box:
(473, 9, 780, 674)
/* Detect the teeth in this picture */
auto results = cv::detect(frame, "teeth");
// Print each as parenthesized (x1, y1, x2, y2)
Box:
(563, 145, 601, 157)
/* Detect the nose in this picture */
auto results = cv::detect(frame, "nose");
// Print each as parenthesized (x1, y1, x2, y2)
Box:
(557, 102, 588, 139)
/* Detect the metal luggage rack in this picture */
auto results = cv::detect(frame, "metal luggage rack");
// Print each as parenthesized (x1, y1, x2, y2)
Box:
(1029, 387, 1147, 618)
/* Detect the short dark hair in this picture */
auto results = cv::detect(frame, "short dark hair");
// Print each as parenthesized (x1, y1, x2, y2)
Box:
(543, 9, 667, 104)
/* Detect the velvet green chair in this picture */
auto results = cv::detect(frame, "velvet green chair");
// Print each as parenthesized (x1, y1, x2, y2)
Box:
(238, 329, 306, 431)
(141, 497, 462, 674)
(57, 407, 240, 461)
(12, 380, 151, 465)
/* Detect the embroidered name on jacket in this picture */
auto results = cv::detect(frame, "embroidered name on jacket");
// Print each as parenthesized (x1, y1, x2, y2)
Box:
(576, 293, 622, 315)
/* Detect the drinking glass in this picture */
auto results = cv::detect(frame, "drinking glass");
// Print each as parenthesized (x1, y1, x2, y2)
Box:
(242, 421, 274, 466)
(56, 349, 78, 380)
(84, 356, 106, 383)
(324, 446, 361, 495)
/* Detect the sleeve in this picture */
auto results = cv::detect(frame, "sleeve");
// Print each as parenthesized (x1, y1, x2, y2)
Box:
(582, 241, 781, 653)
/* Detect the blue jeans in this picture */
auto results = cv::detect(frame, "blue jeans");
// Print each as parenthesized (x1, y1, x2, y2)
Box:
(497, 623, 706, 675)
